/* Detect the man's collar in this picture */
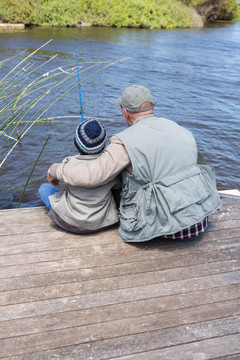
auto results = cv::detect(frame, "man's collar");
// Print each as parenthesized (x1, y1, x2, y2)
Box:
(134, 114, 154, 124)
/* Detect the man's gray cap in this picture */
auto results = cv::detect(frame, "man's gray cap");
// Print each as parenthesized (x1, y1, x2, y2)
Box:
(116, 85, 155, 113)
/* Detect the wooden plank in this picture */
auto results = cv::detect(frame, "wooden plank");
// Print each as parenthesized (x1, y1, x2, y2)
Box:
(0, 195, 239, 360)
(0, 223, 56, 236)
(2, 204, 239, 242)
(1, 316, 239, 359)
(208, 218, 240, 231)
(0, 233, 239, 268)
(0, 206, 45, 216)
(0, 194, 237, 224)
(0, 255, 238, 292)
(111, 334, 240, 359)
(0, 206, 239, 248)
(1, 197, 240, 236)
(0, 245, 239, 281)
(210, 209, 240, 222)
(215, 355, 240, 360)
(2, 335, 239, 360)
(0, 227, 117, 246)
(0, 272, 239, 322)
(218, 195, 240, 206)
(0, 260, 239, 306)
(1, 214, 239, 236)
(0, 286, 238, 339)
(1, 215, 239, 257)
(1, 217, 239, 253)
(0, 230, 121, 255)
(0, 207, 49, 224)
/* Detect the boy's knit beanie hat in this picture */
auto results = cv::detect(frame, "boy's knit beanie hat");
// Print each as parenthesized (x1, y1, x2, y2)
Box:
(74, 119, 107, 155)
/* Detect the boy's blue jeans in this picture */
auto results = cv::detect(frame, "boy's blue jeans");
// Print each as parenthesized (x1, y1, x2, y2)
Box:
(38, 183, 61, 210)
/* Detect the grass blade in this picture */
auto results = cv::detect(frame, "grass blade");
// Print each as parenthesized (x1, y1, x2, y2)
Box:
(17, 133, 52, 208)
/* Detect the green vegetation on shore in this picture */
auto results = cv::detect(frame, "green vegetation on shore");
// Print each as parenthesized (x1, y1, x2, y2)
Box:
(0, 0, 239, 29)
(182, 0, 240, 22)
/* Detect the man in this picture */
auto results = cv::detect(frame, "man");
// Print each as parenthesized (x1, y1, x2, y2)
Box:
(48, 85, 221, 242)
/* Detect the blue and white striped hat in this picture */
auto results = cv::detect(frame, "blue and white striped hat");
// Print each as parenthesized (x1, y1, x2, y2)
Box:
(74, 119, 106, 155)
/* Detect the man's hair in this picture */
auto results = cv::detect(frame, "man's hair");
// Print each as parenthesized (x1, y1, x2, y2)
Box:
(139, 101, 154, 111)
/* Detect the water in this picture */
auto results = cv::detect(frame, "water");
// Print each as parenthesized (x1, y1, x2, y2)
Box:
(0, 23, 239, 209)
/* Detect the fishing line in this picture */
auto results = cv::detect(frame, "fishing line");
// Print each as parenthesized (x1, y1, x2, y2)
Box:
(75, 40, 84, 122)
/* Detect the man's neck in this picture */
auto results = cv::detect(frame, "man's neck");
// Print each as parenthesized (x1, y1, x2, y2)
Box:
(132, 111, 154, 124)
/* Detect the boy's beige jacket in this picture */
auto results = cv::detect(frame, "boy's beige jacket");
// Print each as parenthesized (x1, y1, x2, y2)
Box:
(49, 154, 121, 231)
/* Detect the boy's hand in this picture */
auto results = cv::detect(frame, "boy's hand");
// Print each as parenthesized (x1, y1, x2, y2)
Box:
(47, 174, 59, 187)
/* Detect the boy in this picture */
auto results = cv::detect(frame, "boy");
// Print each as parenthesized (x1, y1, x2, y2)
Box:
(38, 119, 120, 233)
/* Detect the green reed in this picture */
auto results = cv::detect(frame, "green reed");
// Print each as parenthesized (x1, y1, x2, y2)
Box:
(17, 133, 52, 208)
(0, 40, 130, 206)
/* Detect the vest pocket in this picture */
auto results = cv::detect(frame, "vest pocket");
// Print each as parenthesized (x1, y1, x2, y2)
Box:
(159, 166, 211, 214)
(119, 201, 146, 232)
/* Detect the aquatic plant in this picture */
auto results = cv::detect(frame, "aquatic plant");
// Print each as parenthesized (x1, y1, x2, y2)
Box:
(0, 40, 130, 206)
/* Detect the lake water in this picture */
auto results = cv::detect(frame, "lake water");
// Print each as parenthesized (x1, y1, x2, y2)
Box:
(0, 23, 239, 209)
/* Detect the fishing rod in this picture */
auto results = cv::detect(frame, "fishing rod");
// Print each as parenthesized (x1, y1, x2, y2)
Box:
(75, 40, 84, 122)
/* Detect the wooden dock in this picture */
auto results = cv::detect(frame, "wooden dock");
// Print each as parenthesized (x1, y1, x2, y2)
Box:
(0, 23, 25, 30)
(0, 193, 239, 359)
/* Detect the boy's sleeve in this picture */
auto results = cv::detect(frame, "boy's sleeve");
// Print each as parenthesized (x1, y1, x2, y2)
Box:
(48, 163, 61, 179)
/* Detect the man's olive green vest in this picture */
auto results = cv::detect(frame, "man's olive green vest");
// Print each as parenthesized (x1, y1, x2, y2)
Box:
(116, 115, 221, 242)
